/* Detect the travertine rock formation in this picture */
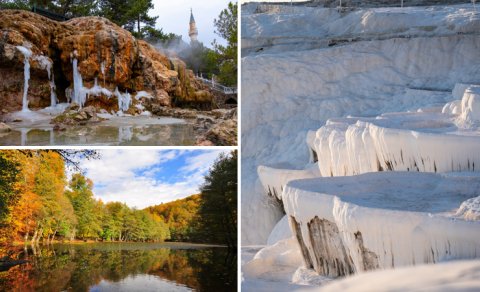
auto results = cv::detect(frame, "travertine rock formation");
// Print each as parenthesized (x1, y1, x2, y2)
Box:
(0, 10, 212, 113)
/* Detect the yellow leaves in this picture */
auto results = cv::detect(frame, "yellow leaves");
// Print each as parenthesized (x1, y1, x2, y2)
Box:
(0, 150, 69, 243)
(10, 191, 41, 240)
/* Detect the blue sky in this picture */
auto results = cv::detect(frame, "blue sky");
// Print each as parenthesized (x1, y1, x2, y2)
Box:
(79, 149, 228, 208)
(150, 0, 233, 47)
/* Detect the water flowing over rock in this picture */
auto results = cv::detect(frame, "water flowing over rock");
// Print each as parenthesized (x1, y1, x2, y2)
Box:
(0, 10, 212, 113)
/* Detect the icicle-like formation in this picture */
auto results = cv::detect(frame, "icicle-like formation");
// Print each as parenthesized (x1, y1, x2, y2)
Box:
(114, 87, 131, 112)
(50, 80, 57, 107)
(34, 55, 52, 80)
(72, 57, 87, 107)
(135, 91, 153, 100)
(16, 46, 32, 112)
(65, 88, 72, 103)
(69, 62, 113, 107)
(33, 55, 57, 107)
(100, 60, 106, 86)
(100, 61, 105, 75)
(307, 84, 480, 177)
(85, 78, 112, 98)
(50, 73, 57, 107)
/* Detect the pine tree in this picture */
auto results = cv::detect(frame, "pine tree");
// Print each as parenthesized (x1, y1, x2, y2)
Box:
(213, 2, 238, 86)
(196, 151, 237, 248)
(98, 0, 158, 38)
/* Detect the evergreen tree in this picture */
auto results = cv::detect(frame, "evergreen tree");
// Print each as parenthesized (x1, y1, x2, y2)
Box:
(195, 151, 237, 248)
(0, 0, 97, 17)
(48, 0, 98, 18)
(0, 0, 30, 10)
(98, 0, 158, 38)
(213, 2, 237, 86)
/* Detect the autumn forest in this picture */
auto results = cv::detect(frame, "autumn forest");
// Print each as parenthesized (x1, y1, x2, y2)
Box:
(0, 150, 237, 250)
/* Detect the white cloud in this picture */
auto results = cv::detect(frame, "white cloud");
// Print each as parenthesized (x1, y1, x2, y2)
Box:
(141, 166, 163, 178)
(95, 177, 200, 208)
(80, 149, 186, 182)
(78, 149, 228, 209)
(180, 150, 227, 174)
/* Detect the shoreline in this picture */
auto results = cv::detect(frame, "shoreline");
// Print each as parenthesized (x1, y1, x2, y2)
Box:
(9, 240, 230, 248)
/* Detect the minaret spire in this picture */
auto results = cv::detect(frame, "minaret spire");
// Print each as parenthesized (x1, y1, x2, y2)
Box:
(189, 8, 198, 43)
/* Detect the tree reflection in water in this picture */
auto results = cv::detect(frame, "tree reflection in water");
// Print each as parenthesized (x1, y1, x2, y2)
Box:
(0, 243, 236, 292)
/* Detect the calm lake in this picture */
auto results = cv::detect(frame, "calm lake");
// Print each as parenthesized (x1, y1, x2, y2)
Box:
(0, 242, 236, 291)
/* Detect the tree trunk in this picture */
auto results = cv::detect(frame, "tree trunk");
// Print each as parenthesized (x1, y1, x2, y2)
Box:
(52, 230, 57, 243)
(31, 243, 38, 257)
(37, 228, 43, 243)
(137, 15, 141, 37)
(71, 228, 76, 241)
(32, 229, 38, 243)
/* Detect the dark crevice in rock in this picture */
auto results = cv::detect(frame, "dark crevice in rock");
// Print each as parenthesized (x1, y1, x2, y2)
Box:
(50, 47, 69, 102)
(267, 186, 285, 214)
(414, 160, 419, 171)
(311, 148, 318, 163)
(376, 156, 384, 171)
(385, 160, 393, 171)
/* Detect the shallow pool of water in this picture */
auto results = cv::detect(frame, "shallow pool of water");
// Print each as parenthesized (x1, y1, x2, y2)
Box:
(0, 115, 196, 146)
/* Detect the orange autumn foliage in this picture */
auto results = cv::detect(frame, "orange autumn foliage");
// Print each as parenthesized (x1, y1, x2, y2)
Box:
(12, 191, 42, 241)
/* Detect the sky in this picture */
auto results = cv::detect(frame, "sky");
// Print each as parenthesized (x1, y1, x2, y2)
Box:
(77, 149, 228, 209)
(150, 0, 233, 47)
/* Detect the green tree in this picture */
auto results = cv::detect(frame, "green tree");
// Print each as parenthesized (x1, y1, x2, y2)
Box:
(147, 194, 200, 242)
(143, 27, 181, 44)
(125, 0, 157, 38)
(0, 0, 97, 17)
(55, 194, 77, 239)
(0, 152, 20, 225)
(103, 202, 126, 241)
(48, 0, 98, 18)
(213, 2, 237, 86)
(0, 0, 30, 10)
(98, 0, 157, 38)
(194, 151, 237, 248)
(66, 174, 102, 240)
(33, 152, 74, 242)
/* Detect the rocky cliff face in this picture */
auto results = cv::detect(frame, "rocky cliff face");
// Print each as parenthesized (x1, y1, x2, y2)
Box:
(0, 9, 211, 113)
